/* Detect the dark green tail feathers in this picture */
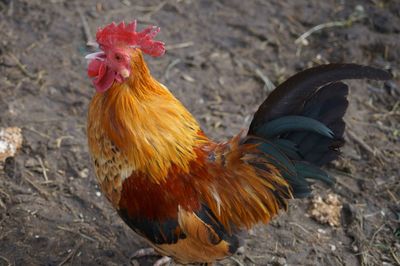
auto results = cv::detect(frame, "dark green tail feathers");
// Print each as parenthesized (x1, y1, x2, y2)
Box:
(248, 64, 392, 198)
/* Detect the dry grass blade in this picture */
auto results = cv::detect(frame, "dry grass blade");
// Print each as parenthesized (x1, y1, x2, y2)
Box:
(0, 255, 11, 266)
(386, 189, 399, 204)
(346, 129, 383, 160)
(36, 156, 49, 182)
(391, 248, 400, 265)
(289, 222, 312, 234)
(164, 58, 181, 80)
(23, 171, 50, 200)
(23, 127, 50, 140)
(0, 188, 11, 201)
(295, 6, 366, 45)
(141, 1, 167, 20)
(229, 256, 245, 266)
(55, 136, 74, 148)
(237, 58, 276, 92)
(105, 1, 167, 22)
(107, 2, 165, 15)
(58, 240, 83, 266)
(8, 53, 37, 79)
(75, 3, 97, 47)
(372, 101, 400, 119)
(165, 41, 194, 50)
(56, 226, 97, 242)
(369, 223, 385, 246)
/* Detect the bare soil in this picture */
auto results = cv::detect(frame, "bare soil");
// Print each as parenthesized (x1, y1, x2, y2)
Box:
(0, 0, 399, 265)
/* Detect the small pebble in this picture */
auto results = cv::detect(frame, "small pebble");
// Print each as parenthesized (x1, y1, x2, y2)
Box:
(276, 257, 287, 266)
(79, 168, 89, 178)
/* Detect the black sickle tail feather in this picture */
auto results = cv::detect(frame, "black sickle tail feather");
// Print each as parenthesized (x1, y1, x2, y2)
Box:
(247, 64, 391, 198)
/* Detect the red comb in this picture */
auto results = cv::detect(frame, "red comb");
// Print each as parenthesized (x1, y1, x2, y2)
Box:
(96, 21, 165, 57)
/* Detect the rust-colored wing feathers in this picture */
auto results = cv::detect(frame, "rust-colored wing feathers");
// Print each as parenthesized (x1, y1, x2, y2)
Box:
(178, 207, 221, 246)
(195, 134, 292, 232)
(156, 207, 232, 264)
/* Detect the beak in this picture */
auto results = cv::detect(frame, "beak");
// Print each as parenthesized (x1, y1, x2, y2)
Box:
(120, 68, 130, 79)
(85, 51, 105, 61)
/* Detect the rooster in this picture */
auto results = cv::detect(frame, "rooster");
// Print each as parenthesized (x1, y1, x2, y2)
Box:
(86, 21, 391, 265)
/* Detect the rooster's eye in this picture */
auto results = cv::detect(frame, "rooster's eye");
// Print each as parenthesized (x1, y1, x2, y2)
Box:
(115, 54, 122, 61)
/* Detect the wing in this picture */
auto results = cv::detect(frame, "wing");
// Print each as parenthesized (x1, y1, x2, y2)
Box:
(194, 134, 293, 232)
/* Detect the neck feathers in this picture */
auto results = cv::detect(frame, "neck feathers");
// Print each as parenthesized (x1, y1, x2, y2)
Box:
(88, 52, 205, 183)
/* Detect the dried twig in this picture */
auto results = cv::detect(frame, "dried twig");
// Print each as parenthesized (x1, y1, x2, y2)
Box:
(8, 53, 37, 79)
(390, 248, 400, 265)
(295, 6, 366, 45)
(76, 4, 97, 48)
(386, 189, 399, 204)
(289, 222, 312, 235)
(105, 1, 167, 22)
(346, 129, 382, 159)
(107, 2, 164, 15)
(0, 255, 11, 266)
(58, 240, 83, 266)
(7, 0, 13, 16)
(369, 223, 385, 246)
(23, 171, 50, 200)
(244, 255, 256, 264)
(351, 119, 399, 134)
(36, 156, 49, 182)
(372, 101, 400, 119)
(237, 58, 276, 92)
(0, 188, 11, 201)
(55, 136, 73, 148)
(165, 41, 194, 51)
(335, 176, 360, 195)
(296, 21, 352, 45)
(229, 256, 245, 266)
(140, 1, 167, 21)
(164, 58, 181, 80)
(23, 126, 50, 139)
(57, 226, 97, 242)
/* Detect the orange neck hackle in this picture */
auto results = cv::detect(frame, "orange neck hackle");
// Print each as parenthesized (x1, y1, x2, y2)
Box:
(88, 50, 205, 184)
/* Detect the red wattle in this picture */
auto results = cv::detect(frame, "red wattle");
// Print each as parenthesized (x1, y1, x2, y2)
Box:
(88, 59, 102, 77)
(88, 59, 115, 93)
(94, 65, 115, 93)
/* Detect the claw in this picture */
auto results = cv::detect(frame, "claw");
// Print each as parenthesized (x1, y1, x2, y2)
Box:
(153, 256, 171, 266)
(129, 248, 171, 266)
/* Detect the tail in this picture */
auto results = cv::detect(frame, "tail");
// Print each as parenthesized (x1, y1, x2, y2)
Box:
(247, 64, 391, 197)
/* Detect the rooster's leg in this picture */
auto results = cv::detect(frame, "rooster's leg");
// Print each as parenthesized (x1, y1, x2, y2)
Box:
(130, 248, 171, 266)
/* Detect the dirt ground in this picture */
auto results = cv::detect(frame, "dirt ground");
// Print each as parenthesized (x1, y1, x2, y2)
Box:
(0, 0, 399, 265)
